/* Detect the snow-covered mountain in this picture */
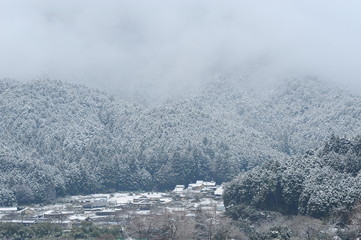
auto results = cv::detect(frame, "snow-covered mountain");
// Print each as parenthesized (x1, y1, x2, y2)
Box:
(0, 77, 360, 205)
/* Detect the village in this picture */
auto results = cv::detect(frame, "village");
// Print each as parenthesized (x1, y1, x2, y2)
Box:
(0, 181, 225, 230)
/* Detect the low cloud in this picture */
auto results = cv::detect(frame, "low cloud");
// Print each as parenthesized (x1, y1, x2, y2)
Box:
(1, 0, 361, 99)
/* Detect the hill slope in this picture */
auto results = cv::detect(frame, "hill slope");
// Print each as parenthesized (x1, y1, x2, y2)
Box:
(224, 135, 361, 219)
(0, 79, 282, 205)
(1, 77, 361, 205)
(243, 78, 361, 154)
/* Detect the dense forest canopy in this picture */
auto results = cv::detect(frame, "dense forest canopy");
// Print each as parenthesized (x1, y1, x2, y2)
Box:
(1, 77, 361, 206)
(224, 135, 361, 219)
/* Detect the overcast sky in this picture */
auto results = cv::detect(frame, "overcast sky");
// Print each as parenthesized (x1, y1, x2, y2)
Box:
(1, 0, 361, 98)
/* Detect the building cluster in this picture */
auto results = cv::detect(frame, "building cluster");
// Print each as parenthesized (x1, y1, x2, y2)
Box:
(173, 180, 224, 196)
(0, 180, 225, 230)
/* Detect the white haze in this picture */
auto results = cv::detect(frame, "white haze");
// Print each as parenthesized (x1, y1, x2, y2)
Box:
(0, 0, 361, 101)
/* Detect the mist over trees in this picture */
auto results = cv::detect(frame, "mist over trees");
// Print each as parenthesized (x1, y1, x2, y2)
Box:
(1, 77, 361, 206)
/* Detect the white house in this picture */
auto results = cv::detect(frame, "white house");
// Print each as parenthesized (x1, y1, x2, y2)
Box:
(19, 207, 36, 216)
(188, 181, 204, 191)
(173, 185, 185, 193)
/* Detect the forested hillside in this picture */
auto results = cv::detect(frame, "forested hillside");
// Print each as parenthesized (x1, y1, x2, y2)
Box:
(0, 79, 282, 205)
(192, 77, 361, 155)
(1, 77, 361, 206)
(224, 135, 361, 219)
(243, 78, 361, 154)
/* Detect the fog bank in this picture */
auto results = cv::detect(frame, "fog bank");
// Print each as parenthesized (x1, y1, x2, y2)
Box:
(1, 0, 361, 100)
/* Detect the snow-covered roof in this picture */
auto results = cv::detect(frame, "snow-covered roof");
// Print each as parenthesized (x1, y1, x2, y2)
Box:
(19, 207, 36, 213)
(204, 181, 216, 187)
(173, 185, 185, 192)
(166, 207, 185, 212)
(159, 198, 172, 204)
(96, 209, 115, 213)
(214, 186, 224, 196)
(68, 215, 90, 221)
(0, 207, 17, 211)
(1, 219, 36, 224)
